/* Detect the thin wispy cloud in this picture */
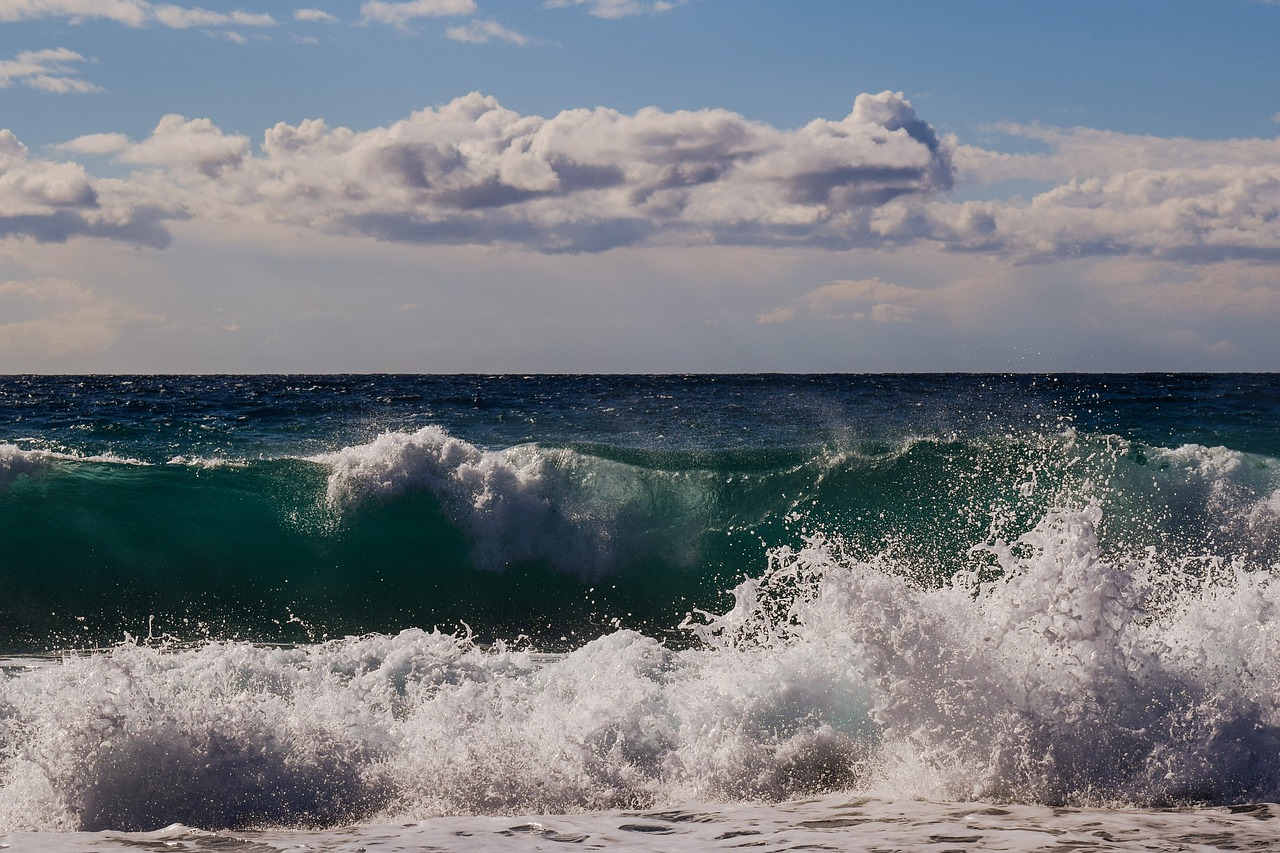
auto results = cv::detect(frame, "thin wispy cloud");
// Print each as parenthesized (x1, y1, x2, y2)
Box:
(150, 6, 272, 28)
(293, 7, 337, 23)
(0, 47, 101, 93)
(0, 277, 163, 357)
(53, 131, 130, 154)
(359, 0, 475, 29)
(444, 18, 529, 45)
(544, 0, 683, 19)
(0, 1, 276, 28)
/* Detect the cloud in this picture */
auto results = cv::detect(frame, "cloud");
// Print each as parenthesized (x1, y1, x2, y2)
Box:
(150, 5, 273, 28)
(1080, 259, 1280, 319)
(23, 74, 100, 92)
(55, 132, 131, 155)
(0, 130, 97, 214)
(854, 123, 1280, 264)
(956, 123, 1280, 185)
(294, 7, 337, 23)
(43, 93, 1280, 266)
(360, 0, 475, 28)
(444, 18, 529, 44)
(28, 88, 1280, 272)
(544, 0, 683, 19)
(805, 277, 925, 322)
(755, 273, 956, 330)
(205, 29, 247, 43)
(756, 306, 794, 325)
(0, 1, 275, 28)
(0, 47, 101, 93)
(78, 90, 951, 252)
(120, 114, 249, 177)
(914, 167, 1280, 264)
(0, 0, 149, 25)
(1158, 328, 1239, 357)
(0, 128, 174, 247)
(0, 277, 164, 357)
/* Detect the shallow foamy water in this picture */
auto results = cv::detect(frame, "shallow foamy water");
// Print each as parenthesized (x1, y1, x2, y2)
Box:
(4, 796, 1277, 852)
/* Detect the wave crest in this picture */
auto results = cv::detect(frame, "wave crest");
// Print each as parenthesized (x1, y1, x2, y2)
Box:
(315, 426, 709, 576)
(0, 444, 44, 491)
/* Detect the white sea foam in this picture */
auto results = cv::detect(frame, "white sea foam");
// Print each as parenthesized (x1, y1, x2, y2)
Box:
(0, 444, 44, 491)
(0, 444, 152, 492)
(313, 427, 711, 575)
(0, 626, 870, 832)
(1143, 443, 1280, 559)
(3, 503, 1280, 835)
(697, 503, 1280, 805)
(165, 455, 248, 469)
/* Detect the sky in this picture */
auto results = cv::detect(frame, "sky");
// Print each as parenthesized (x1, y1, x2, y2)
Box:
(0, 0, 1278, 373)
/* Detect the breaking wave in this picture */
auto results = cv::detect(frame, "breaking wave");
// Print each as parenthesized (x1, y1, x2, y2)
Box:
(2, 426, 1279, 651)
(4, 494, 1280, 832)
(315, 426, 713, 576)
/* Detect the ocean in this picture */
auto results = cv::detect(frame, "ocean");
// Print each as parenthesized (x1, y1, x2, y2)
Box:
(2, 373, 1279, 851)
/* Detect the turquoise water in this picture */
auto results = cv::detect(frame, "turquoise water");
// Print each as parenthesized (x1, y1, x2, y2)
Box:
(3, 374, 1277, 651)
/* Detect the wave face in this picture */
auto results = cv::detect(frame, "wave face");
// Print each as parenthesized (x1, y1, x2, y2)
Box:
(3, 373, 1280, 829)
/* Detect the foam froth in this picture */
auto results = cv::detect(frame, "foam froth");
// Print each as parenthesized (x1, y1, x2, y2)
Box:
(698, 503, 1280, 805)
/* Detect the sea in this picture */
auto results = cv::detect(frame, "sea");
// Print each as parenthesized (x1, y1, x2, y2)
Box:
(2, 373, 1280, 852)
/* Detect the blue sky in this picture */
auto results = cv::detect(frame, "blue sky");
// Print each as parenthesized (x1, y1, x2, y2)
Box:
(1, 0, 1278, 372)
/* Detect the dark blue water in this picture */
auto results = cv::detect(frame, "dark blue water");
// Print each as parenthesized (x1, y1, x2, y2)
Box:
(6, 374, 1279, 457)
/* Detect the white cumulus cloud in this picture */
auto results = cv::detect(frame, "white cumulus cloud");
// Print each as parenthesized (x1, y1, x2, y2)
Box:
(0, 128, 172, 246)
(120, 114, 250, 177)
(75, 91, 952, 253)
(915, 125, 1280, 263)
(29, 93, 1280, 270)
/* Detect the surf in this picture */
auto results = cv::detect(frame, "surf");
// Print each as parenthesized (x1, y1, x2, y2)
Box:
(3, 500, 1280, 833)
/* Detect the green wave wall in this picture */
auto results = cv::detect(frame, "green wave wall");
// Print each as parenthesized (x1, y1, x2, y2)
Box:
(2, 430, 1276, 653)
